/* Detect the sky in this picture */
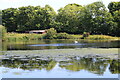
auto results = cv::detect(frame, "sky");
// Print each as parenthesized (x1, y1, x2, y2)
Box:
(0, 0, 119, 11)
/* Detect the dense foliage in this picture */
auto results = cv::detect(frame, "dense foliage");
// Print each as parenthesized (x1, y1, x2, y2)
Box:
(2, 1, 120, 36)
(108, 2, 120, 36)
(44, 28, 57, 39)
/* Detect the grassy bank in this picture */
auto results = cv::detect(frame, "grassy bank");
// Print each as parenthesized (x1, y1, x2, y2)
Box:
(4, 32, 119, 42)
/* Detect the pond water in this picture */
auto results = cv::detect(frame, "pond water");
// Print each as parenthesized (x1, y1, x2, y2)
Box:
(0, 40, 119, 78)
(1, 57, 119, 78)
(1, 40, 120, 51)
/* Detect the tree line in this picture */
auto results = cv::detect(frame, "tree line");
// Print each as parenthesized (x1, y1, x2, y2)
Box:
(1, 1, 120, 36)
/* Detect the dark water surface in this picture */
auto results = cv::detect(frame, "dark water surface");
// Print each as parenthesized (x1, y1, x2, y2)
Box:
(1, 57, 119, 78)
(1, 40, 120, 50)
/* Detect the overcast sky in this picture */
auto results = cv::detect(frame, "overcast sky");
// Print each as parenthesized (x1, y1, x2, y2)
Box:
(0, 0, 119, 11)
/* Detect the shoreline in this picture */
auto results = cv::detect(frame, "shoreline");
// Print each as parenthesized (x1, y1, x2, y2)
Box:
(4, 32, 120, 42)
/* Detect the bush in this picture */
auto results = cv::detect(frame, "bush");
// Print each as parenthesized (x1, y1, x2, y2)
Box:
(44, 28, 57, 39)
(0, 25, 7, 40)
(56, 33, 71, 39)
(82, 32, 90, 39)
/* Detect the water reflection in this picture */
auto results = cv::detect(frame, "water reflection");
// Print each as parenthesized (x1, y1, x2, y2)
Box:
(2, 59, 57, 71)
(109, 60, 120, 74)
(1, 57, 119, 75)
(60, 58, 110, 75)
(28, 43, 84, 47)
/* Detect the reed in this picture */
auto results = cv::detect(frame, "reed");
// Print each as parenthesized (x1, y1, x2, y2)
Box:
(86, 35, 119, 40)
(6, 33, 45, 41)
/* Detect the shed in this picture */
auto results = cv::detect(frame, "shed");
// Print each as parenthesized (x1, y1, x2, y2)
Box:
(28, 30, 47, 34)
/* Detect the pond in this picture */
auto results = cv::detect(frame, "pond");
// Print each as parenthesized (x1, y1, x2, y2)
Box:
(0, 40, 119, 78)
(1, 40, 120, 51)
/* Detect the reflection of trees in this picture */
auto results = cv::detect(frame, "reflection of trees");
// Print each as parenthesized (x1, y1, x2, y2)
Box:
(2, 59, 57, 71)
(44, 61, 57, 71)
(59, 58, 110, 75)
(109, 59, 120, 74)
(0, 41, 2, 51)
(59, 61, 84, 71)
(1, 57, 119, 75)
(81, 58, 109, 75)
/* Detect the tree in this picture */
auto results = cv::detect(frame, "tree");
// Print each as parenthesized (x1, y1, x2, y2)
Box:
(79, 1, 117, 35)
(108, 2, 120, 15)
(17, 6, 36, 31)
(108, 2, 120, 36)
(1, 2, 119, 36)
(2, 8, 18, 32)
(2, 5, 56, 32)
(43, 5, 56, 29)
(56, 3, 82, 34)
(17, 5, 56, 31)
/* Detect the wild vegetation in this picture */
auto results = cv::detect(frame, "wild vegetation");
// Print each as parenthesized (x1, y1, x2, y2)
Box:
(5, 28, 119, 42)
(1, 1, 120, 37)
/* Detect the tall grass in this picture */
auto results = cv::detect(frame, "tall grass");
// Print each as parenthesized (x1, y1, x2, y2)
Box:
(0, 25, 7, 41)
(71, 35, 83, 39)
(6, 33, 45, 41)
(86, 35, 119, 40)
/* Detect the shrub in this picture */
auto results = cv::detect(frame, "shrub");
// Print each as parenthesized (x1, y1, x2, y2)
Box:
(44, 28, 57, 39)
(56, 33, 71, 39)
(82, 32, 90, 39)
